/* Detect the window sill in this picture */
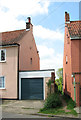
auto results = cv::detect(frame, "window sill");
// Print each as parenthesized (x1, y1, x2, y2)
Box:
(0, 61, 6, 63)
(0, 88, 6, 90)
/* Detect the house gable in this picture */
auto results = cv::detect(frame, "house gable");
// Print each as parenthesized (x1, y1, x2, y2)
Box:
(0, 18, 40, 71)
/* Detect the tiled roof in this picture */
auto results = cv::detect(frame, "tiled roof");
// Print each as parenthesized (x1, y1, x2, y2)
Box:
(0, 29, 26, 46)
(67, 21, 81, 39)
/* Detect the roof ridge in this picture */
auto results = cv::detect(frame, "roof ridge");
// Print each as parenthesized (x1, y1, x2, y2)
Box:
(1, 29, 26, 34)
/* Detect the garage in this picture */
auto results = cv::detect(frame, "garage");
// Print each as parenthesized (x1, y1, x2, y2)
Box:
(21, 78, 43, 100)
(19, 69, 55, 100)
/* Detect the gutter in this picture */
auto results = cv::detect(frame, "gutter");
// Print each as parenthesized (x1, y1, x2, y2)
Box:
(70, 37, 81, 40)
(0, 43, 19, 47)
(19, 69, 55, 72)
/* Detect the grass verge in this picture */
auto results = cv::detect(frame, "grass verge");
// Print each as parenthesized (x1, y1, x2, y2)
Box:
(39, 107, 78, 116)
(39, 94, 78, 116)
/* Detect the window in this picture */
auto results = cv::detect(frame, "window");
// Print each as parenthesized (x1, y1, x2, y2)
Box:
(30, 58, 32, 64)
(0, 49, 6, 62)
(0, 76, 5, 89)
(66, 55, 68, 64)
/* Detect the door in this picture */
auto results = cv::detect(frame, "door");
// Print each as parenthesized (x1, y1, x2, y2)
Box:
(21, 78, 43, 100)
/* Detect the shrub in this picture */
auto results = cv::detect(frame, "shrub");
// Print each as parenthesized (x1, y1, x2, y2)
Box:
(67, 98, 76, 109)
(47, 79, 52, 88)
(44, 93, 62, 109)
(62, 94, 76, 109)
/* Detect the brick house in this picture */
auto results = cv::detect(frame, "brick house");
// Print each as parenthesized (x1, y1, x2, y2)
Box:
(63, 12, 81, 106)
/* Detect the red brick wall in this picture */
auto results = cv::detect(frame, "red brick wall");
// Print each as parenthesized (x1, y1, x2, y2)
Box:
(63, 24, 72, 97)
(63, 32, 81, 106)
(71, 40, 81, 106)
(63, 12, 81, 106)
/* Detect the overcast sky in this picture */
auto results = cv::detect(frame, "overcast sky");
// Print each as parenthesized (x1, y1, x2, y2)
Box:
(0, 0, 80, 73)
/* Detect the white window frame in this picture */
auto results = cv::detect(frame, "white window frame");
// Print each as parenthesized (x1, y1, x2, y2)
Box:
(0, 76, 5, 89)
(0, 49, 6, 62)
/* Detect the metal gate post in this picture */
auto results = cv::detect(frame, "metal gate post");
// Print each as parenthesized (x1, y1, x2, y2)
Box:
(73, 74, 76, 103)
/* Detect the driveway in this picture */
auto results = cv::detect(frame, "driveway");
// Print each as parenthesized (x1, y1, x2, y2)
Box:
(1, 100, 81, 119)
(1, 100, 44, 116)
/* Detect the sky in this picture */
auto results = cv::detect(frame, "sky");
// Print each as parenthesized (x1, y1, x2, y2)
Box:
(0, 0, 80, 74)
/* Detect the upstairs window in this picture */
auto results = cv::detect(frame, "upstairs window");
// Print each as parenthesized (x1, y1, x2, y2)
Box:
(0, 76, 5, 89)
(0, 49, 6, 62)
(66, 55, 68, 64)
(30, 58, 32, 64)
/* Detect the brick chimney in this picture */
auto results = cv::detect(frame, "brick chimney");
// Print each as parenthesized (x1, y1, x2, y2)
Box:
(26, 17, 31, 30)
(27, 17, 31, 23)
(65, 12, 70, 23)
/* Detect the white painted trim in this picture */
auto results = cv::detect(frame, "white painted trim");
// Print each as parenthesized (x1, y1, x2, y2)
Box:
(43, 78, 45, 100)
(65, 21, 70, 24)
(70, 37, 81, 40)
(0, 61, 6, 63)
(0, 76, 5, 89)
(19, 70, 54, 78)
(19, 76, 21, 100)
(0, 88, 6, 89)
(0, 49, 6, 62)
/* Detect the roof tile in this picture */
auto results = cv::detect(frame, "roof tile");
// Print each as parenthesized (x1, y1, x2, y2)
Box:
(0, 29, 26, 45)
(67, 21, 81, 38)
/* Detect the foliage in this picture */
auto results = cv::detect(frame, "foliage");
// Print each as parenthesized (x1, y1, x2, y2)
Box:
(43, 93, 62, 109)
(62, 94, 76, 109)
(40, 107, 77, 116)
(47, 79, 52, 88)
(55, 83, 59, 93)
(67, 98, 76, 109)
(56, 68, 63, 78)
(39, 93, 77, 116)
(40, 108, 65, 115)
(55, 68, 63, 93)
(47, 79, 54, 95)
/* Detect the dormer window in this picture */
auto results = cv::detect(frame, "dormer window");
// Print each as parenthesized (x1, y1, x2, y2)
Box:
(0, 49, 6, 62)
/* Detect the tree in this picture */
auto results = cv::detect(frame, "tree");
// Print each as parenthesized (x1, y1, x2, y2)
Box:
(55, 68, 63, 93)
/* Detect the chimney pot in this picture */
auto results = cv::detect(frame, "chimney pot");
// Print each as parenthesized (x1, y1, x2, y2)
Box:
(65, 12, 70, 23)
(27, 17, 31, 23)
(26, 17, 31, 30)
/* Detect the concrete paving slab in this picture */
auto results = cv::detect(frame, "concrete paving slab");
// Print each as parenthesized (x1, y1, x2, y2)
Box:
(1, 100, 45, 116)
